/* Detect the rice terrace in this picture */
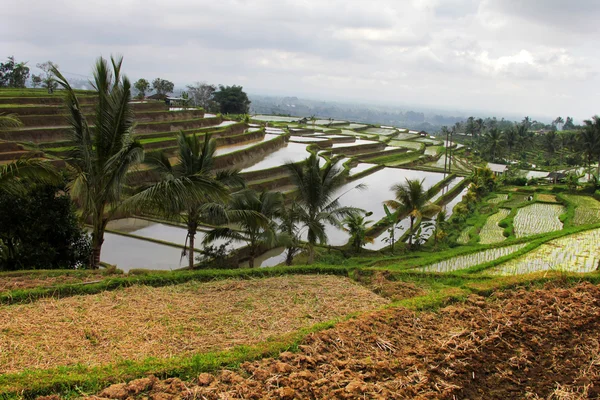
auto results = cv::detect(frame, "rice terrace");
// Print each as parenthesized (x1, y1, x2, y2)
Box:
(3, 3, 600, 398)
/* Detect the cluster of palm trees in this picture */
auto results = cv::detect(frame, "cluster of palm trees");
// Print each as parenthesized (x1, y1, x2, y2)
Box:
(462, 117, 600, 174)
(2, 56, 452, 270)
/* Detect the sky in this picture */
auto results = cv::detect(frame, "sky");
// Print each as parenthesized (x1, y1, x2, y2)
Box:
(2, 0, 598, 122)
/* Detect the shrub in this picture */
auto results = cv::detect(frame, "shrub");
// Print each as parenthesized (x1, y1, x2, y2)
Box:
(0, 183, 91, 270)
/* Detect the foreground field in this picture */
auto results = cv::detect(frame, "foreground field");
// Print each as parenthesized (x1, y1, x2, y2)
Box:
(0, 275, 386, 374)
(93, 281, 600, 399)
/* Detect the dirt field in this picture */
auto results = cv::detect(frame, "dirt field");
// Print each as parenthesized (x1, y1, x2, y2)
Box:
(0, 275, 387, 373)
(92, 281, 600, 399)
(0, 271, 111, 293)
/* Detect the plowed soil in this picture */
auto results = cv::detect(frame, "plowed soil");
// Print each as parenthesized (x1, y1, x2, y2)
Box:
(90, 281, 600, 399)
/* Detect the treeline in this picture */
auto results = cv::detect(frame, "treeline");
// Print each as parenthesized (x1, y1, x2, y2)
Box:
(440, 115, 600, 173)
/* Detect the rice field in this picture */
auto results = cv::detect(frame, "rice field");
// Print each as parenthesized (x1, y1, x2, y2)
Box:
(418, 243, 528, 273)
(504, 194, 530, 207)
(0, 275, 387, 373)
(489, 228, 600, 275)
(479, 209, 510, 244)
(513, 203, 565, 238)
(388, 140, 423, 150)
(561, 194, 600, 225)
(488, 194, 508, 204)
(535, 194, 559, 203)
(456, 227, 471, 244)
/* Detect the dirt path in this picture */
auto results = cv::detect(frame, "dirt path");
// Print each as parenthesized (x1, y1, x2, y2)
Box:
(91, 281, 600, 399)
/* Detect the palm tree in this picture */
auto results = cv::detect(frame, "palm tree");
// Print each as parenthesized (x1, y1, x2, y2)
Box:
(127, 132, 243, 269)
(0, 114, 22, 130)
(504, 127, 518, 160)
(0, 158, 59, 194)
(343, 212, 373, 253)
(53, 56, 144, 269)
(386, 178, 438, 247)
(205, 189, 280, 268)
(581, 116, 600, 177)
(484, 128, 504, 161)
(286, 154, 363, 264)
(278, 200, 301, 266)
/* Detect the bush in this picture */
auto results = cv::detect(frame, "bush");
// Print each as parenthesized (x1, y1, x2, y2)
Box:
(0, 183, 91, 270)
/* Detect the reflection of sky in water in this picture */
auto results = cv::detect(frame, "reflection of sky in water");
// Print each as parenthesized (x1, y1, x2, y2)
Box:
(100, 232, 186, 272)
(215, 134, 279, 155)
(242, 143, 311, 172)
(300, 168, 445, 247)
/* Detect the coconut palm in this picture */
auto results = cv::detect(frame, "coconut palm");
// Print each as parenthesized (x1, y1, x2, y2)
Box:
(278, 199, 301, 266)
(204, 189, 280, 268)
(0, 114, 22, 130)
(127, 132, 244, 269)
(52, 56, 144, 268)
(0, 158, 60, 194)
(386, 178, 438, 247)
(343, 212, 373, 252)
(504, 127, 518, 159)
(581, 116, 600, 177)
(286, 153, 363, 264)
(484, 128, 504, 161)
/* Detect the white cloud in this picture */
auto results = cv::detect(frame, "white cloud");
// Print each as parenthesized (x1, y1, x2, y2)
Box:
(1, 0, 598, 120)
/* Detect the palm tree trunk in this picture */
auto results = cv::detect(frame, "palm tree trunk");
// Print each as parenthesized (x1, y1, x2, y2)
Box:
(90, 206, 106, 269)
(285, 247, 294, 266)
(307, 244, 315, 264)
(188, 232, 195, 269)
(187, 220, 198, 269)
(408, 216, 414, 247)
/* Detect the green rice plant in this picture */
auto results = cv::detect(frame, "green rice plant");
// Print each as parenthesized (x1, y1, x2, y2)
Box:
(561, 194, 600, 225)
(418, 243, 528, 273)
(503, 193, 529, 207)
(479, 209, 510, 244)
(456, 227, 471, 244)
(489, 228, 600, 275)
(513, 203, 565, 238)
(488, 194, 508, 204)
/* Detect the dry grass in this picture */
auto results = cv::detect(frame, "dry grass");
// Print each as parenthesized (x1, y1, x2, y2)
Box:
(0, 271, 110, 293)
(0, 275, 387, 374)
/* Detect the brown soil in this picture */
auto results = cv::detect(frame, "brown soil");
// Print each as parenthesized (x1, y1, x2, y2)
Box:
(0, 275, 386, 373)
(357, 271, 425, 301)
(89, 281, 600, 399)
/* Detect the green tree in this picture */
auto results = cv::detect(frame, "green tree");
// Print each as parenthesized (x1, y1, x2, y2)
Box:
(0, 56, 30, 88)
(386, 178, 437, 248)
(0, 157, 59, 195)
(563, 116, 576, 130)
(213, 85, 251, 114)
(36, 61, 59, 92)
(382, 204, 403, 253)
(343, 212, 373, 252)
(484, 128, 504, 161)
(0, 182, 91, 270)
(286, 154, 363, 263)
(278, 200, 301, 266)
(581, 116, 600, 177)
(152, 78, 174, 96)
(504, 127, 518, 159)
(31, 74, 42, 88)
(134, 78, 150, 98)
(205, 190, 279, 268)
(128, 132, 243, 269)
(52, 56, 144, 269)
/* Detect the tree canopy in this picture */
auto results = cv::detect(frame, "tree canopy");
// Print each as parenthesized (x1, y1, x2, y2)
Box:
(213, 85, 250, 114)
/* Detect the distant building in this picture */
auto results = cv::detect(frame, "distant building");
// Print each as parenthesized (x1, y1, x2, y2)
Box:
(418, 130, 428, 137)
(487, 162, 508, 176)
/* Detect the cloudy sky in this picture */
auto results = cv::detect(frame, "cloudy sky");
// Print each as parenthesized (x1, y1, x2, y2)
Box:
(2, 0, 598, 121)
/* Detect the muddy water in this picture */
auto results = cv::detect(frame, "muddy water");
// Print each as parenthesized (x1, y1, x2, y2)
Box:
(242, 143, 311, 172)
